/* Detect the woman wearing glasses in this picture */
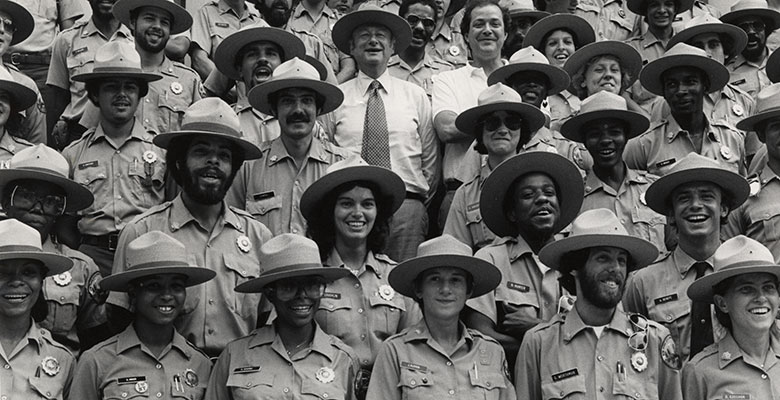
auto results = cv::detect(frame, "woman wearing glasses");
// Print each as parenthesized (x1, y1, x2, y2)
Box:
(683, 236, 780, 400)
(0, 144, 110, 355)
(206, 234, 360, 400)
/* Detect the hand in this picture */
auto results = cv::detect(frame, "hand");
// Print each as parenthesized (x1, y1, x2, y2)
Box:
(52, 120, 69, 149)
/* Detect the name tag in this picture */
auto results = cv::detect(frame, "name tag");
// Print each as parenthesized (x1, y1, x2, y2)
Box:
(656, 158, 675, 168)
(507, 282, 530, 293)
(551, 368, 578, 382)
(731, 78, 746, 85)
(72, 47, 88, 56)
(253, 191, 275, 201)
(724, 395, 751, 399)
(467, 203, 479, 212)
(401, 362, 428, 372)
(233, 366, 261, 374)
(215, 22, 229, 27)
(117, 376, 146, 384)
(322, 292, 341, 299)
(78, 160, 99, 169)
(654, 294, 678, 305)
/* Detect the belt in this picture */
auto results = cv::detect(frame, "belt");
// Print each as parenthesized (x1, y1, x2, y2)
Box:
(3, 51, 52, 66)
(445, 179, 463, 191)
(406, 191, 426, 202)
(81, 233, 120, 251)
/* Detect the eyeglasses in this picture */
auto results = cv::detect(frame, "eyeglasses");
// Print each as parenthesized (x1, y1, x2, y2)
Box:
(10, 186, 67, 216)
(0, 17, 15, 33)
(737, 20, 765, 32)
(480, 113, 524, 131)
(406, 15, 436, 30)
(270, 278, 327, 301)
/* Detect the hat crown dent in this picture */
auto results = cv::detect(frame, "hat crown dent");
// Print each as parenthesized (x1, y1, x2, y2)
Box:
(416, 235, 473, 258)
(10, 144, 70, 179)
(683, 13, 723, 28)
(499, 0, 536, 12)
(0, 219, 44, 252)
(569, 209, 631, 237)
(667, 152, 725, 174)
(93, 42, 144, 72)
(477, 83, 524, 105)
(259, 234, 322, 276)
(269, 57, 321, 83)
(579, 91, 628, 113)
(325, 155, 371, 174)
(126, 231, 188, 268)
(180, 98, 241, 136)
(729, 0, 771, 12)
(508, 47, 551, 65)
(754, 83, 780, 114)
(714, 235, 775, 271)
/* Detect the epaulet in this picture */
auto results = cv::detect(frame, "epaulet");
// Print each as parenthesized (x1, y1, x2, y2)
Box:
(374, 253, 397, 265)
(66, 17, 89, 32)
(184, 338, 210, 359)
(88, 333, 121, 352)
(258, 140, 274, 152)
(228, 205, 254, 218)
(711, 118, 739, 132)
(726, 82, 751, 97)
(431, 58, 455, 68)
(329, 334, 359, 359)
(9, 135, 33, 146)
(466, 328, 501, 345)
(526, 316, 562, 336)
(172, 60, 198, 75)
(625, 35, 643, 43)
(646, 119, 669, 132)
(62, 129, 95, 152)
(648, 251, 672, 265)
(129, 201, 174, 222)
(323, 139, 350, 158)
(37, 327, 72, 353)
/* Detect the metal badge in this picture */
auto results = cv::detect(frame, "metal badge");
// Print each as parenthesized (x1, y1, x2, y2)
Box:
(184, 369, 199, 387)
(630, 352, 648, 372)
(41, 357, 60, 376)
(618, 8, 625, 17)
(448, 46, 461, 57)
(52, 271, 72, 286)
(236, 235, 252, 253)
(170, 82, 183, 95)
(720, 145, 732, 159)
(142, 150, 158, 164)
(722, 351, 731, 360)
(316, 367, 335, 383)
(378, 284, 395, 301)
(135, 381, 148, 394)
(732, 104, 744, 117)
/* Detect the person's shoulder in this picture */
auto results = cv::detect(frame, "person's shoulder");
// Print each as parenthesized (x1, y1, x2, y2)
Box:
(128, 201, 175, 223)
(171, 60, 199, 78)
(468, 328, 503, 347)
(62, 128, 97, 154)
(37, 326, 75, 357)
(524, 314, 563, 340)
(634, 252, 672, 275)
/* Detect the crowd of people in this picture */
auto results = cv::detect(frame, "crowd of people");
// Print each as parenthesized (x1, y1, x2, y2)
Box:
(1, 0, 780, 398)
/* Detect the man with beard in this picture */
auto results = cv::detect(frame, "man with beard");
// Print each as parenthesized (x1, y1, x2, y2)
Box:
(62, 41, 163, 278)
(623, 153, 750, 361)
(388, 0, 454, 99)
(516, 208, 683, 400)
(464, 151, 584, 372)
(227, 57, 348, 236)
(722, 0, 780, 97)
(108, 97, 273, 358)
(48, 0, 133, 149)
(499, 0, 549, 59)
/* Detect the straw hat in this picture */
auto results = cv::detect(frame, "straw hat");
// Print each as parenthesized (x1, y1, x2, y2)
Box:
(522, 14, 596, 52)
(0, 219, 72, 276)
(665, 14, 748, 60)
(560, 91, 649, 143)
(72, 42, 162, 83)
(639, 43, 730, 95)
(0, 144, 94, 212)
(113, 0, 193, 34)
(0, 66, 37, 111)
(644, 153, 750, 215)
(539, 208, 658, 273)
(0, 0, 33, 45)
(388, 235, 501, 298)
(153, 98, 262, 159)
(235, 234, 351, 293)
(213, 23, 306, 80)
(627, 0, 693, 17)
(479, 151, 584, 237)
(247, 57, 343, 115)
(563, 40, 643, 94)
(736, 83, 780, 132)
(331, 5, 412, 54)
(688, 235, 780, 302)
(721, 0, 780, 33)
(300, 156, 406, 223)
(487, 46, 571, 95)
(455, 83, 546, 136)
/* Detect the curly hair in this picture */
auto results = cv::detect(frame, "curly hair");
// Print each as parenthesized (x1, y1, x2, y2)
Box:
(570, 54, 633, 100)
(472, 112, 535, 155)
(164, 135, 246, 187)
(460, 0, 511, 52)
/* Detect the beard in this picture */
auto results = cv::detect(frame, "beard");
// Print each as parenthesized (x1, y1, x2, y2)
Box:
(578, 268, 625, 309)
(181, 166, 234, 205)
(258, 0, 293, 28)
(135, 29, 168, 53)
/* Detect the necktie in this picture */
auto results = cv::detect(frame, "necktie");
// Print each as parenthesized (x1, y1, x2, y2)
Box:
(689, 261, 714, 358)
(361, 80, 391, 169)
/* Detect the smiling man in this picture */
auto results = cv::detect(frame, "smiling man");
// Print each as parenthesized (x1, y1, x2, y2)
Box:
(624, 152, 750, 361)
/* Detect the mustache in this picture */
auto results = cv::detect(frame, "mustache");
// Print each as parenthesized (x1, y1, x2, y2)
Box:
(195, 167, 227, 180)
(286, 111, 310, 123)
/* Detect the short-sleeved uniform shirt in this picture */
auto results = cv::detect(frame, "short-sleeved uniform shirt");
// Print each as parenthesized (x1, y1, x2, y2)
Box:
(69, 324, 211, 400)
(0, 130, 32, 168)
(387, 53, 454, 99)
(427, 19, 469, 67)
(286, 3, 345, 75)
(724, 163, 780, 262)
(9, 0, 86, 53)
(190, 0, 261, 58)
(443, 163, 496, 251)
(574, 0, 637, 41)
(107, 195, 273, 357)
(5, 64, 47, 145)
(206, 323, 360, 400)
(625, 31, 666, 111)
(315, 249, 422, 369)
(727, 50, 771, 98)
(548, 91, 581, 133)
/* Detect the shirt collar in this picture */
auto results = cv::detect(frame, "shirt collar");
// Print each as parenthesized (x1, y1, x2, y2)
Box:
(524, 126, 553, 149)
(293, 3, 336, 19)
(562, 304, 632, 343)
(169, 194, 244, 232)
(435, 23, 453, 42)
(715, 331, 780, 370)
(402, 319, 475, 346)
(116, 324, 193, 359)
(217, 0, 257, 19)
(665, 114, 718, 143)
(495, 234, 535, 261)
(640, 30, 664, 49)
(387, 54, 434, 72)
(248, 323, 337, 362)
(730, 50, 768, 70)
(83, 18, 133, 39)
(356, 70, 393, 96)
(760, 163, 780, 187)
(324, 248, 384, 278)
(265, 136, 331, 166)
(672, 245, 714, 276)
(157, 57, 179, 78)
(25, 320, 44, 350)
(88, 118, 150, 146)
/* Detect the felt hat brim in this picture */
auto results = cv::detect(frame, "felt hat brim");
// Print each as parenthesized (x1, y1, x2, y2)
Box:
(721, 8, 780, 32)
(0, 0, 33, 45)
(332, 9, 413, 54)
(627, 0, 693, 16)
(0, 251, 73, 277)
(479, 152, 584, 237)
(560, 109, 649, 142)
(522, 14, 596, 52)
(644, 166, 750, 214)
(666, 23, 748, 60)
(389, 254, 501, 298)
(767, 48, 780, 83)
(0, 79, 38, 111)
(72, 70, 163, 83)
(487, 62, 571, 95)
(639, 54, 730, 95)
(213, 27, 306, 80)
(113, 0, 193, 34)
(446, 0, 467, 17)
(0, 169, 94, 212)
(247, 78, 344, 115)
(235, 264, 351, 293)
(736, 107, 780, 131)
(99, 263, 216, 292)
(687, 261, 780, 302)
(153, 129, 263, 160)
(539, 233, 659, 273)
(455, 101, 546, 136)
(563, 41, 643, 94)
(300, 165, 406, 223)
(508, 9, 550, 20)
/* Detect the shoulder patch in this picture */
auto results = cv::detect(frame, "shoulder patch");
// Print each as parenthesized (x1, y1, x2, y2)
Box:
(660, 334, 681, 370)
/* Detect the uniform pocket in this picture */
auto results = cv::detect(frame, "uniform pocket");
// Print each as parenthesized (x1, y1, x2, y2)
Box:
(541, 374, 587, 399)
(29, 375, 64, 400)
(246, 195, 283, 230)
(224, 253, 261, 318)
(368, 294, 406, 333)
(468, 370, 507, 400)
(226, 369, 274, 400)
(102, 382, 151, 400)
(157, 94, 189, 133)
(301, 378, 346, 400)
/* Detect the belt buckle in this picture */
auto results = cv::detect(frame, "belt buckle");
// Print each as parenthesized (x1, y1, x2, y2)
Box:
(9, 53, 21, 66)
(107, 234, 119, 251)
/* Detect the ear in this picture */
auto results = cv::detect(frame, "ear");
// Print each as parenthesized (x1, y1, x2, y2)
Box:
(713, 294, 728, 314)
(719, 202, 729, 220)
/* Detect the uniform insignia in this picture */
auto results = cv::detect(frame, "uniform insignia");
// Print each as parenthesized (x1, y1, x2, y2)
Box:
(653, 293, 678, 305)
(630, 352, 648, 372)
(723, 395, 750, 399)
(378, 284, 395, 301)
(748, 175, 761, 196)
(184, 369, 199, 387)
(135, 381, 148, 394)
(315, 367, 335, 383)
(41, 357, 60, 376)
(401, 362, 428, 372)
(215, 22, 229, 27)
(732, 104, 744, 116)
(170, 82, 183, 95)
(656, 158, 675, 168)
(720, 145, 732, 159)
(73, 47, 88, 56)
(87, 272, 108, 304)
(722, 351, 732, 360)
(236, 235, 252, 253)
(270, 155, 278, 162)
(78, 160, 99, 169)
(618, 8, 625, 17)
(322, 292, 341, 299)
(660, 335, 681, 370)
(639, 191, 647, 206)
(448, 46, 460, 57)
(253, 191, 275, 201)
(142, 150, 158, 164)
(507, 281, 530, 292)
(52, 271, 72, 286)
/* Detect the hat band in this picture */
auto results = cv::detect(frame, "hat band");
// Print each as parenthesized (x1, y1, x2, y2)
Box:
(11, 166, 68, 179)
(127, 260, 191, 272)
(90, 66, 147, 75)
(259, 262, 325, 279)
(180, 122, 241, 138)
(0, 244, 42, 253)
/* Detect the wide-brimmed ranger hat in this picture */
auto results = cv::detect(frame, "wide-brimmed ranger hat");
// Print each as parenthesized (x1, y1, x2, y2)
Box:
(214, 23, 305, 80)
(736, 83, 780, 132)
(235, 234, 350, 293)
(0, 0, 33, 45)
(455, 83, 546, 136)
(644, 152, 750, 215)
(389, 235, 501, 298)
(721, 0, 780, 33)
(100, 231, 216, 292)
(0, 144, 94, 212)
(666, 14, 748, 60)
(627, 0, 693, 17)
(640, 43, 730, 96)
(300, 156, 406, 223)
(0, 219, 72, 276)
(539, 208, 658, 273)
(113, 0, 193, 34)
(560, 91, 649, 142)
(153, 97, 262, 159)
(522, 14, 596, 53)
(332, 4, 412, 54)
(73, 42, 162, 83)
(247, 57, 343, 115)
(563, 40, 643, 94)
(0, 66, 37, 111)
(499, 0, 549, 20)
(768, 48, 780, 83)
(487, 46, 571, 95)
(688, 235, 780, 302)
(480, 151, 584, 237)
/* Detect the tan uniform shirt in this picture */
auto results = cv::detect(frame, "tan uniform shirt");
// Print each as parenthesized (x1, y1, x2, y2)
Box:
(724, 163, 780, 262)
(287, 3, 345, 75)
(190, 0, 261, 58)
(727, 50, 771, 98)
(387, 53, 454, 99)
(625, 31, 666, 111)
(574, 0, 636, 41)
(0, 130, 32, 168)
(428, 19, 469, 67)
(548, 91, 581, 133)
(8, 0, 86, 54)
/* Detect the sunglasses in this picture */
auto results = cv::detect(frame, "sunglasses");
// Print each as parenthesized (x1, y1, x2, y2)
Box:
(406, 15, 436, 30)
(737, 20, 765, 32)
(628, 313, 649, 351)
(270, 278, 327, 301)
(0, 18, 15, 33)
(10, 186, 67, 216)
(480, 113, 524, 131)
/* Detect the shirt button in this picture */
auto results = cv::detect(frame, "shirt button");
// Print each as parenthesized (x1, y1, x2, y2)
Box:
(448, 389, 455, 395)
(156, 364, 162, 369)
(599, 386, 604, 392)
(446, 361, 452, 366)
(354, 283, 360, 288)
(60, 296, 65, 301)
(3, 364, 9, 369)
(762, 374, 768, 379)
(666, 315, 673, 321)
(208, 328, 214, 334)
(292, 228, 298, 234)
(2, 396, 7, 400)
(156, 393, 162, 398)
(360, 334, 366, 340)
(323, 394, 329, 398)
(208, 299, 214, 305)
(284, 388, 290, 393)
(145, 98, 150, 103)
(597, 355, 604, 361)
(357, 308, 364, 313)
(122, 394, 128, 398)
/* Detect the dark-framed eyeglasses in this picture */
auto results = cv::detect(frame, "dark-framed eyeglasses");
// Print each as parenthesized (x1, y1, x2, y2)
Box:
(406, 15, 436, 30)
(10, 186, 67, 216)
(270, 278, 327, 301)
(480, 113, 524, 131)
(0, 17, 15, 33)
